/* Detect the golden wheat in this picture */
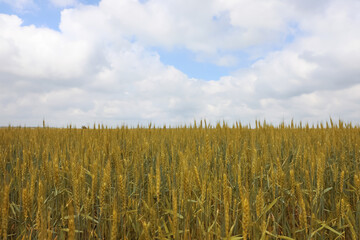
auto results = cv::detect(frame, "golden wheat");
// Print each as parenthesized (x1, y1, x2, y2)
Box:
(0, 120, 359, 239)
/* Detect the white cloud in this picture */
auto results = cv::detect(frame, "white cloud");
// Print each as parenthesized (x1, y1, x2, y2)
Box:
(1, 0, 360, 126)
(93, 0, 300, 64)
(0, 14, 92, 80)
(0, 0, 34, 11)
(50, 0, 78, 8)
(215, 55, 238, 67)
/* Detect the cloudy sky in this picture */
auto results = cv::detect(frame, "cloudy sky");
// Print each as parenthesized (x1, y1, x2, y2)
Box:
(0, 0, 359, 127)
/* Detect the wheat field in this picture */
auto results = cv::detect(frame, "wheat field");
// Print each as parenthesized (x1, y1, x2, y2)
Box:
(0, 120, 359, 239)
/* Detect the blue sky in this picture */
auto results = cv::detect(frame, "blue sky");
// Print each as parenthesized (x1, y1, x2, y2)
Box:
(155, 48, 248, 80)
(0, 0, 360, 126)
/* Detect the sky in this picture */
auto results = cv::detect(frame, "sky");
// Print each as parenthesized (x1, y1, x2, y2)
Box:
(0, 0, 360, 127)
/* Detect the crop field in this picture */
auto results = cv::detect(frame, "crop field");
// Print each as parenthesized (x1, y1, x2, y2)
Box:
(0, 120, 360, 239)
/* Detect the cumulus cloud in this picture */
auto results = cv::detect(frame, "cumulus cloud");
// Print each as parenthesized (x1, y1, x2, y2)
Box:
(0, 0, 360, 126)
(95, 0, 299, 61)
(0, 14, 92, 81)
